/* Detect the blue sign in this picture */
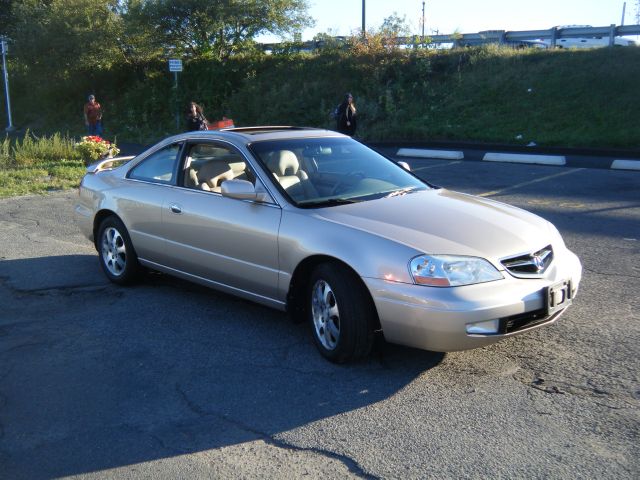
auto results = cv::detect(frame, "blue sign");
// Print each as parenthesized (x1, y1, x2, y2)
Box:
(168, 59, 183, 72)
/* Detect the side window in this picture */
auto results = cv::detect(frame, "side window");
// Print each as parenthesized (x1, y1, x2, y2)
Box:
(183, 142, 255, 192)
(129, 143, 181, 184)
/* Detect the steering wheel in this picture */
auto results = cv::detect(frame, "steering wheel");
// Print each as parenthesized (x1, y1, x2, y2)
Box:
(331, 171, 366, 195)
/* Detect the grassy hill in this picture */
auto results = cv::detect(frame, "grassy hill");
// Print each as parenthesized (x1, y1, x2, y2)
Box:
(2, 45, 639, 149)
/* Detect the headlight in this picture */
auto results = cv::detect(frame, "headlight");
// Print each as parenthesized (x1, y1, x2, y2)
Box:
(409, 254, 503, 287)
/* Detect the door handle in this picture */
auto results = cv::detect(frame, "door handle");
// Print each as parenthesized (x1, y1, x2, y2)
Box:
(169, 204, 182, 214)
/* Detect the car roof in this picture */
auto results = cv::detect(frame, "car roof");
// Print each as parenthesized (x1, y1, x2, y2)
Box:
(166, 127, 346, 146)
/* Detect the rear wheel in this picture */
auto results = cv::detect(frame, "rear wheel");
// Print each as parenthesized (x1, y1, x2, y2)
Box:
(308, 262, 375, 363)
(97, 216, 140, 285)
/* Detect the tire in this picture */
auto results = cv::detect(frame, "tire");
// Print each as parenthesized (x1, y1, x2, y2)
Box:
(97, 216, 140, 285)
(308, 262, 376, 363)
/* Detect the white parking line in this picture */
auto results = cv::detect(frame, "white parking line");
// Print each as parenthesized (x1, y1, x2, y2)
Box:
(478, 168, 585, 197)
(483, 152, 566, 166)
(611, 160, 640, 171)
(397, 148, 464, 160)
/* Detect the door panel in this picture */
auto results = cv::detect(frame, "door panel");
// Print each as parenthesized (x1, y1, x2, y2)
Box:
(117, 142, 183, 264)
(161, 188, 282, 300)
(117, 182, 167, 264)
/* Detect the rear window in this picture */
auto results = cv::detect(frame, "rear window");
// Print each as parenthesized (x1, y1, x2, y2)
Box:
(128, 143, 182, 184)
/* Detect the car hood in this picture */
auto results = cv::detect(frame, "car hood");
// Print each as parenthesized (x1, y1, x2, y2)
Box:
(315, 189, 553, 263)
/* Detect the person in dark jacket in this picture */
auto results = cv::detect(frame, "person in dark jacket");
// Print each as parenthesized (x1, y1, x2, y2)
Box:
(185, 101, 208, 131)
(335, 93, 357, 136)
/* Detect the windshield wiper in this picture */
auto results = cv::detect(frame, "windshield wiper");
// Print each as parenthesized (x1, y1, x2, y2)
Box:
(299, 197, 358, 208)
(384, 187, 420, 198)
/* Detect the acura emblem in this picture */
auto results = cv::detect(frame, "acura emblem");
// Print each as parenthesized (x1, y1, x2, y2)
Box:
(533, 255, 544, 271)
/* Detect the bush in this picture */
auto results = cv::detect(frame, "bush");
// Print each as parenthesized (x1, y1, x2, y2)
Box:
(0, 136, 10, 168)
(11, 131, 82, 167)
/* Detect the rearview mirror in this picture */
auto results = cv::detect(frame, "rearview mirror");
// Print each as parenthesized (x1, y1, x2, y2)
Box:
(397, 161, 411, 171)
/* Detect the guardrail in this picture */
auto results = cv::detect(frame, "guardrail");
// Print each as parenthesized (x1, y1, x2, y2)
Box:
(262, 24, 640, 50)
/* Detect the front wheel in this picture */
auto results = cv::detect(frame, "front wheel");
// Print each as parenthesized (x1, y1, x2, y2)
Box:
(97, 216, 140, 285)
(308, 263, 376, 363)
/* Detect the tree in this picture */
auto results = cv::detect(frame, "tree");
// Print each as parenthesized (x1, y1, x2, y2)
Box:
(349, 12, 413, 54)
(380, 12, 411, 38)
(9, 0, 126, 75)
(128, 0, 314, 59)
(0, 0, 15, 36)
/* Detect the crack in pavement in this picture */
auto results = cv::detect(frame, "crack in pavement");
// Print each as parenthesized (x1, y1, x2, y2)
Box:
(175, 383, 377, 479)
(0, 276, 112, 298)
(513, 372, 638, 409)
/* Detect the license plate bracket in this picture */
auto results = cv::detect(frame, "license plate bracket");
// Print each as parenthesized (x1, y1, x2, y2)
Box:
(545, 279, 572, 316)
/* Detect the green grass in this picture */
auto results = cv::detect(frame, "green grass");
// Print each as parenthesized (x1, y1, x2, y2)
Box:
(0, 133, 86, 198)
(0, 161, 86, 198)
(221, 46, 640, 149)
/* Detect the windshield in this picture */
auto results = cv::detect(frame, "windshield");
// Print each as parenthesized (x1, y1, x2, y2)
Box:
(249, 137, 429, 207)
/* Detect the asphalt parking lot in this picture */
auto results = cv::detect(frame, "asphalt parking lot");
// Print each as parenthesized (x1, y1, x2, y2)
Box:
(0, 156, 638, 479)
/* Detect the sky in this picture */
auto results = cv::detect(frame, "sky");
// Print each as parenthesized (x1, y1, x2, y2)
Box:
(259, 0, 637, 41)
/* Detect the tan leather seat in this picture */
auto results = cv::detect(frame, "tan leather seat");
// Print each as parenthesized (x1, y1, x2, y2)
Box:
(209, 162, 247, 191)
(269, 150, 317, 199)
(194, 159, 247, 192)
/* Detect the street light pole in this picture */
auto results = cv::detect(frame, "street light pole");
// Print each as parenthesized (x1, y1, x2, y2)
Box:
(362, 0, 366, 37)
(422, 1, 426, 42)
(1, 38, 14, 132)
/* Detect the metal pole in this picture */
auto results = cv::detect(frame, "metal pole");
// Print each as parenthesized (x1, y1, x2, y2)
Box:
(362, 0, 365, 37)
(1, 40, 14, 132)
(608, 24, 616, 47)
(422, 1, 425, 42)
(174, 71, 179, 130)
(621, 2, 626, 25)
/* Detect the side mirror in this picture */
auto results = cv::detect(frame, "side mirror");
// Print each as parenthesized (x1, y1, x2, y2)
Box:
(220, 179, 257, 200)
(397, 161, 411, 171)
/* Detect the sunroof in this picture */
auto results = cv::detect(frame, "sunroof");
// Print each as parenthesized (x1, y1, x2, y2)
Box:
(222, 126, 320, 135)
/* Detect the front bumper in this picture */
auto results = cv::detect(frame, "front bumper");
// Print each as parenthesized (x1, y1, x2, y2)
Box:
(364, 249, 581, 352)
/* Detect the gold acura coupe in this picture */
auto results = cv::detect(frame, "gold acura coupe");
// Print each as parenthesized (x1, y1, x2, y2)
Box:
(75, 127, 581, 362)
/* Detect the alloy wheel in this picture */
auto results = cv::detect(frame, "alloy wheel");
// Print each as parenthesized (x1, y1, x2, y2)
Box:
(311, 279, 341, 350)
(101, 226, 127, 277)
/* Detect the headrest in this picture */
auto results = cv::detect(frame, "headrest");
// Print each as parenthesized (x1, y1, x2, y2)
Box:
(273, 150, 299, 176)
(228, 161, 246, 174)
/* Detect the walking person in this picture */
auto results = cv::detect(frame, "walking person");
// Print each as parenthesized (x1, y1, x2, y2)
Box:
(83, 94, 103, 136)
(186, 101, 209, 131)
(335, 93, 357, 136)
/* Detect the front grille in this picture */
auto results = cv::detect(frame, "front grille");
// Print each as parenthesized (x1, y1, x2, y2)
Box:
(501, 245, 553, 277)
(499, 308, 561, 334)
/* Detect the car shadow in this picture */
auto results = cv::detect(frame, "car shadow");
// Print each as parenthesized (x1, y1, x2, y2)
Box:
(0, 255, 444, 478)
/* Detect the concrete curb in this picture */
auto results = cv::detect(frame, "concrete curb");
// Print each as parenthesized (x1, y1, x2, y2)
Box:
(483, 152, 566, 166)
(370, 145, 640, 172)
(611, 160, 640, 171)
(397, 148, 464, 160)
